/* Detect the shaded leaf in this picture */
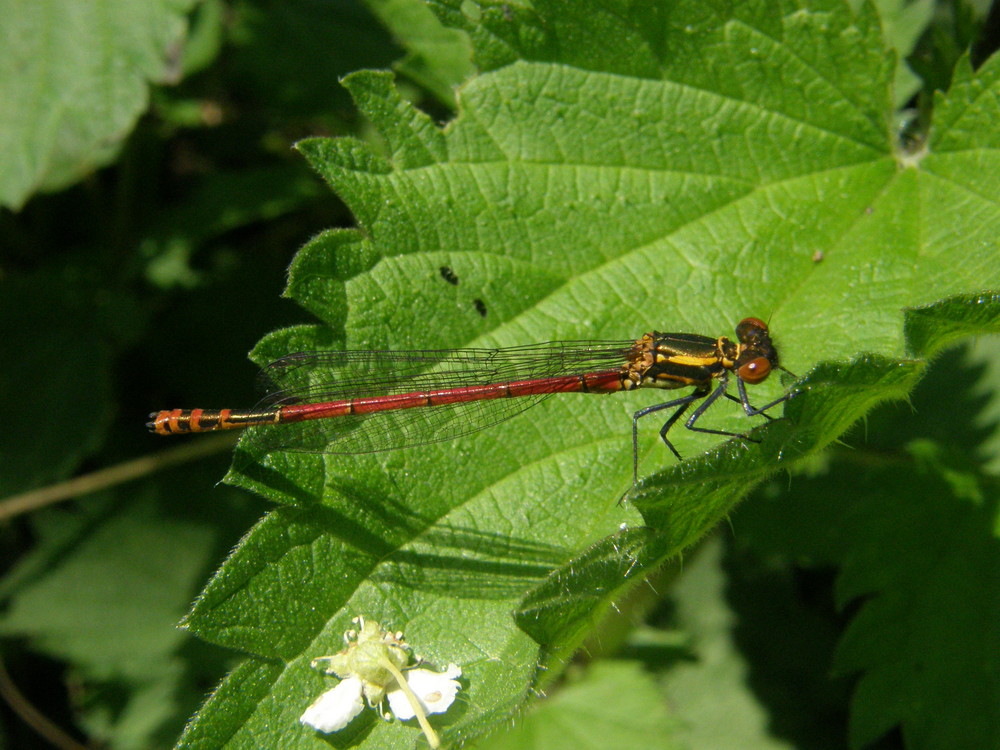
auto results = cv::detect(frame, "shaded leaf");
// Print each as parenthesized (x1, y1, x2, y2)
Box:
(0, 268, 123, 495)
(227, 0, 401, 117)
(659, 537, 808, 750)
(733, 347, 1000, 750)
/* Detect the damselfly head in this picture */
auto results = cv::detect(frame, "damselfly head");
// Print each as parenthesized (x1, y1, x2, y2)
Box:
(734, 317, 780, 384)
(735, 317, 770, 343)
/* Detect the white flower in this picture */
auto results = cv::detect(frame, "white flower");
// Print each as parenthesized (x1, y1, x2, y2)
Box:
(387, 664, 463, 720)
(299, 616, 463, 748)
(300, 675, 365, 732)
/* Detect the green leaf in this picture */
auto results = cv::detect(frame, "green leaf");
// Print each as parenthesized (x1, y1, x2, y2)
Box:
(969, 337, 1000, 473)
(0, 495, 209, 672)
(0, 0, 200, 209)
(904, 291, 1000, 357)
(180, 2, 1000, 746)
(858, 0, 935, 107)
(833, 447, 999, 749)
(364, 0, 475, 106)
(516, 527, 671, 656)
(473, 660, 682, 750)
(717, 534, 850, 749)
(739, 443, 1000, 750)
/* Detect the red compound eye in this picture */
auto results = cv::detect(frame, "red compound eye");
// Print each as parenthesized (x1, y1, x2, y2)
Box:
(736, 317, 769, 342)
(738, 356, 771, 384)
(739, 317, 768, 331)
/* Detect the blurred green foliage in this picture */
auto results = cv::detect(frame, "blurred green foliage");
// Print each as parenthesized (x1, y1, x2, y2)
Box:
(1, 1, 998, 749)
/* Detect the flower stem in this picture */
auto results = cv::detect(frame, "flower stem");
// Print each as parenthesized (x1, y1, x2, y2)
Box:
(379, 656, 440, 749)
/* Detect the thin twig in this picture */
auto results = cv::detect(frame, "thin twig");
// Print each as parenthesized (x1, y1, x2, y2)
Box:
(0, 655, 89, 750)
(0, 434, 237, 521)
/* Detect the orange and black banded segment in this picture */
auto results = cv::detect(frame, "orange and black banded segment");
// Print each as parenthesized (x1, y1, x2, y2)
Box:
(146, 408, 281, 435)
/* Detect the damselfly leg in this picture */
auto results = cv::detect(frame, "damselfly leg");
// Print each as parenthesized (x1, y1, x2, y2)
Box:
(630, 371, 796, 484)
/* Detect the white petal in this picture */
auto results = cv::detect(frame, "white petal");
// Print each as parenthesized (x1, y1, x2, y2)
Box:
(387, 664, 463, 720)
(300, 676, 365, 733)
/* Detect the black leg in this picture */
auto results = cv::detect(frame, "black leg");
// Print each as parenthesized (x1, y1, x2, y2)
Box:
(724, 391, 777, 420)
(630, 378, 797, 484)
(632, 390, 705, 484)
(735, 375, 795, 416)
(683, 378, 755, 440)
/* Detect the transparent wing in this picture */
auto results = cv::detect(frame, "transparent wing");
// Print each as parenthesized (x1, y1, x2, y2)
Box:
(245, 341, 636, 454)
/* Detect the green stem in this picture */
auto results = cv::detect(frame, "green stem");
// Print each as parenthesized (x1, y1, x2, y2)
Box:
(379, 656, 440, 749)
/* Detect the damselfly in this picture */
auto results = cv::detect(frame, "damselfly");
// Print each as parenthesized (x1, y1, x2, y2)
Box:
(148, 318, 795, 482)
